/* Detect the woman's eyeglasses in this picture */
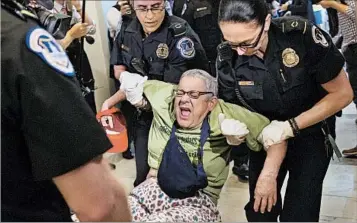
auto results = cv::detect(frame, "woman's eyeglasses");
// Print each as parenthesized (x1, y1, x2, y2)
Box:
(134, 5, 165, 15)
(173, 89, 214, 99)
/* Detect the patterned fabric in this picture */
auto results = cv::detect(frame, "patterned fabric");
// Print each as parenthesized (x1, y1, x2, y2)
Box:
(129, 178, 221, 222)
(338, 0, 357, 50)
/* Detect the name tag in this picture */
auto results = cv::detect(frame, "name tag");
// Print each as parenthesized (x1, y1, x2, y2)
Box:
(197, 7, 207, 12)
(238, 81, 254, 86)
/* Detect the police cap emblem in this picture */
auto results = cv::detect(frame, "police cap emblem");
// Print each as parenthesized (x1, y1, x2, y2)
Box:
(156, 43, 169, 59)
(176, 37, 195, 59)
(282, 48, 299, 68)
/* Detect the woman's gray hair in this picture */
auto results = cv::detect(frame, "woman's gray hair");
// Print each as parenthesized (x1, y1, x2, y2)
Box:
(180, 69, 218, 97)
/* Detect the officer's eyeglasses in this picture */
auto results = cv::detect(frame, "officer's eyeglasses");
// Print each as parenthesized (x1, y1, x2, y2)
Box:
(134, 4, 165, 15)
(223, 23, 265, 49)
(173, 89, 214, 99)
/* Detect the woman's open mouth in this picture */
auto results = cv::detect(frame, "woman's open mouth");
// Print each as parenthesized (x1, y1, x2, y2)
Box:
(179, 107, 191, 120)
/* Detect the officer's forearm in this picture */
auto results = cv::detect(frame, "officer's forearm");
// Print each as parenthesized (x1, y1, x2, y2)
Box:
(107, 90, 126, 108)
(260, 141, 287, 178)
(58, 33, 75, 50)
(295, 70, 353, 129)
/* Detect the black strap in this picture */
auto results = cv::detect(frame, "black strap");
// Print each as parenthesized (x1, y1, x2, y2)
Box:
(170, 116, 210, 164)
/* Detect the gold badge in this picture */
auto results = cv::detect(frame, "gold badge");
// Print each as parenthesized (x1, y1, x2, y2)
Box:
(282, 48, 299, 68)
(156, 43, 169, 59)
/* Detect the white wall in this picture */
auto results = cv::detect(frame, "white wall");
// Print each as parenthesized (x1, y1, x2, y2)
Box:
(83, 1, 117, 111)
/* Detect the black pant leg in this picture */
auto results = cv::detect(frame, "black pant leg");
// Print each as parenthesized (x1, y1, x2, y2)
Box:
(133, 111, 152, 187)
(245, 149, 288, 222)
(231, 144, 249, 166)
(280, 131, 331, 222)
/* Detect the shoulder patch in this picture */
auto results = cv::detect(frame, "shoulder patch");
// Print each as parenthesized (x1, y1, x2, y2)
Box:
(281, 18, 307, 34)
(176, 37, 195, 59)
(311, 26, 329, 48)
(25, 27, 75, 77)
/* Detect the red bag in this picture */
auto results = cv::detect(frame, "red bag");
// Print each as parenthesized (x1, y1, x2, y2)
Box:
(96, 107, 128, 153)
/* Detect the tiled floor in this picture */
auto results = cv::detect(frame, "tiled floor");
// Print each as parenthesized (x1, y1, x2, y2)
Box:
(106, 104, 357, 222)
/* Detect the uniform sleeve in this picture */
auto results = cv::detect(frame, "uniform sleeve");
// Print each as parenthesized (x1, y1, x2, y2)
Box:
(19, 28, 112, 181)
(167, 25, 210, 75)
(305, 24, 345, 84)
(110, 31, 125, 66)
(218, 101, 270, 151)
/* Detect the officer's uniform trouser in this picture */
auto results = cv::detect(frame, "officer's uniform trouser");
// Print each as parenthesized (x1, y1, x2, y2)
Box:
(231, 144, 249, 167)
(133, 111, 152, 187)
(343, 43, 357, 108)
(245, 119, 335, 222)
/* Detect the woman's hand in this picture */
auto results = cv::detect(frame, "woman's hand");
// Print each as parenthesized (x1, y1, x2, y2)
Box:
(119, 1, 132, 15)
(67, 23, 89, 39)
(254, 173, 277, 214)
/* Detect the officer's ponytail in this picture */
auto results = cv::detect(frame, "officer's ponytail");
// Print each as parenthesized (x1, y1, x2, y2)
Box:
(218, 0, 268, 26)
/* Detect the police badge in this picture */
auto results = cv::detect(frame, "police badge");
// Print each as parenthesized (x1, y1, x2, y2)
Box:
(282, 48, 300, 68)
(156, 43, 169, 59)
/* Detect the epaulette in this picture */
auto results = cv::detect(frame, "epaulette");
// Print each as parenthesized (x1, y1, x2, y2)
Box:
(169, 22, 187, 37)
(279, 17, 308, 35)
(1, 0, 39, 23)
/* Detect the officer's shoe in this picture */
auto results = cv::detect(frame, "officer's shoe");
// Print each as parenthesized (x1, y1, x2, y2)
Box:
(232, 163, 249, 183)
(342, 146, 357, 157)
(122, 149, 134, 160)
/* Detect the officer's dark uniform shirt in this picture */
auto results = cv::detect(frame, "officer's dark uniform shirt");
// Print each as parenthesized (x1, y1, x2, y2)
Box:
(1, 8, 112, 221)
(173, 0, 222, 62)
(218, 17, 345, 128)
(111, 14, 209, 84)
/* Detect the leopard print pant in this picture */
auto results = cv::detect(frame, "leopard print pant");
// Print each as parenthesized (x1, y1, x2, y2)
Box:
(129, 178, 221, 222)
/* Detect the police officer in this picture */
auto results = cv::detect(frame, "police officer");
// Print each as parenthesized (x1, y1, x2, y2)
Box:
(111, 0, 209, 187)
(1, 0, 131, 221)
(170, 0, 221, 76)
(217, 0, 353, 221)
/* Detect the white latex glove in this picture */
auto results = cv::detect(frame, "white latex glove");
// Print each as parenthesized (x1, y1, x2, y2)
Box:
(119, 71, 147, 91)
(218, 113, 250, 146)
(125, 76, 148, 106)
(258, 120, 294, 149)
